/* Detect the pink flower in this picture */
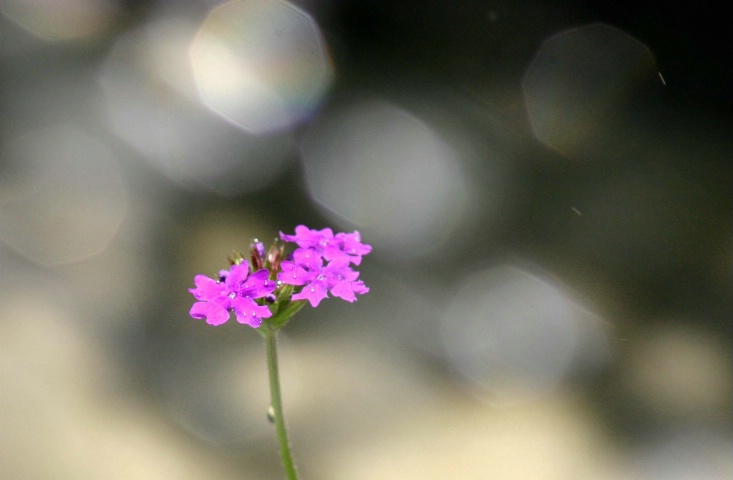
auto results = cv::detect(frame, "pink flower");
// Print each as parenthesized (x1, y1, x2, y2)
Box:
(280, 225, 372, 265)
(189, 263, 276, 327)
(189, 226, 371, 326)
(277, 249, 369, 307)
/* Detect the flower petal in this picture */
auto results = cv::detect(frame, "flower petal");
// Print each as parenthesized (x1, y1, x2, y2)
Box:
(290, 248, 322, 269)
(277, 261, 313, 286)
(232, 297, 272, 328)
(241, 269, 277, 298)
(190, 302, 230, 326)
(225, 263, 251, 290)
(281, 225, 335, 250)
(190, 275, 230, 306)
(330, 280, 369, 302)
(292, 280, 328, 307)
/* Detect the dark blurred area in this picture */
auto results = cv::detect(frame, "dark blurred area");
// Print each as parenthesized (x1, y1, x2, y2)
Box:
(1, 1, 730, 479)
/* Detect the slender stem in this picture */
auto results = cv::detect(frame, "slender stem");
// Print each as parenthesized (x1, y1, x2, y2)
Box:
(264, 327, 299, 480)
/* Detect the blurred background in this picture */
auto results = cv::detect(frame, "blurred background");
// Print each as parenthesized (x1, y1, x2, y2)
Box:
(0, 1, 730, 479)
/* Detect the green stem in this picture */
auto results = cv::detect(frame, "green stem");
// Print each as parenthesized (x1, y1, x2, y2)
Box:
(264, 327, 299, 480)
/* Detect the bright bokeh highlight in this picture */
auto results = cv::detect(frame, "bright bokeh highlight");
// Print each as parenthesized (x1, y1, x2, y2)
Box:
(441, 264, 610, 403)
(97, 14, 293, 195)
(299, 99, 470, 260)
(189, 0, 333, 134)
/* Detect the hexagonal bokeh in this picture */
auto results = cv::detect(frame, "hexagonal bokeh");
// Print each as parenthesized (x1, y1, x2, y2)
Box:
(441, 264, 610, 404)
(523, 23, 657, 158)
(97, 15, 294, 196)
(299, 99, 471, 260)
(190, 0, 333, 134)
(0, 127, 127, 265)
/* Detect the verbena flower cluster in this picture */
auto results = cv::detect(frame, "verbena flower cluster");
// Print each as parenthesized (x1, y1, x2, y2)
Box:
(189, 226, 371, 328)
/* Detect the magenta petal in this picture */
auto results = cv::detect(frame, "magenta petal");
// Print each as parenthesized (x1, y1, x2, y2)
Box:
(226, 263, 250, 290)
(331, 289, 354, 302)
(233, 297, 271, 328)
(282, 225, 335, 250)
(292, 248, 323, 269)
(191, 275, 227, 302)
(293, 281, 328, 307)
(190, 302, 230, 326)
(296, 225, 333, 243)
(242, 269, 276, 297)
(322, 245, 347, 263)
(294, 225, 312, 237)
(325, 256, 350, 272)
(330, 282, 356, 302)
(337, 232, 372, 257)
(331, 280, 369, 302)
(246, 268, 269, 282)
(277, 261, 313, 286)
(353, 281, 369, 294)
(241, 316, 263, 328)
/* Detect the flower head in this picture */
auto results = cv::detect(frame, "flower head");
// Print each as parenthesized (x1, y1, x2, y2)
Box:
(188, 225, 371, 328)
(277, 248, 369, 307)
(280, 225, 371, 265)
(189, 263, 276, 327)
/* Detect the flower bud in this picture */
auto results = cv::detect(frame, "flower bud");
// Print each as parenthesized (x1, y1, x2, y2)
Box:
(250, 240, 265, 271)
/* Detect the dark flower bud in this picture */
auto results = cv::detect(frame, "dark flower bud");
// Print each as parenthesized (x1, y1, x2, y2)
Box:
(250, 240, 265, 271)
(267, 240, 284, 273)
